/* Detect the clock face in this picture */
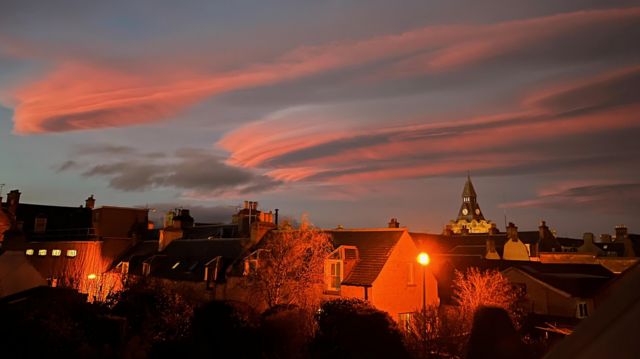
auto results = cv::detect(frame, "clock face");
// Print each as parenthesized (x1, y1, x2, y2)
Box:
(475, 208, 481, 215)
(462, 208, 469, 215)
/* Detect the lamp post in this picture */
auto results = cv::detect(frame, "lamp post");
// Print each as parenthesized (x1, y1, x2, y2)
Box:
(417, 252, 430, 312)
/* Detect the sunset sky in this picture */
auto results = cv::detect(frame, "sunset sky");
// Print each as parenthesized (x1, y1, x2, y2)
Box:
(1, 0, 639, 236)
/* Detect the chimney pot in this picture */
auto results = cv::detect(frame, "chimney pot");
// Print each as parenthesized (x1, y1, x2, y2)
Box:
(85, 195, 96, 209)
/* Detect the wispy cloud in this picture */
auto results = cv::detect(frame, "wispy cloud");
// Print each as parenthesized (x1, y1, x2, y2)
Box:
(6, 7, 640, 134)
(218, 65, 640, 184)
(501, 182, 640, 214)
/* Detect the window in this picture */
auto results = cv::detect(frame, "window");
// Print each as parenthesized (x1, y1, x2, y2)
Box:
(142, 262, 151, 276)
(25, 249, 34, 256)
(38, 249, 47, 256)
(34, 216, 47, 233)
(205, 257, 222, 289)
(399, 312, 413, 332)
(52, 249, 62, 257)
(244, 259, 259, 275)
(242, 250, 264, 276)
(325, 259, 342, 291)
(120, 261, 130, 274)
(407, 262, 415, 286)
(66, 249, 77, 257)
(577, 302, 589, 318)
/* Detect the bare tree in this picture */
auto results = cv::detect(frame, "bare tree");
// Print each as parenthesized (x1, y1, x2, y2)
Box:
(452, 267, 523, 330)
(245, 227, 332, 309)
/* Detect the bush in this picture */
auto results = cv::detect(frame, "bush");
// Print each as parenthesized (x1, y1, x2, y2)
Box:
(311, 298, 409, 359)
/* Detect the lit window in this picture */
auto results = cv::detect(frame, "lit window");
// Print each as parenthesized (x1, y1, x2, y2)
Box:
(399, 312, 413, 332)
(38, 249, 47, 256)
(324, 259, 342, 291)
(52, 249, 62, 257)
(66, 249, 77, 257)
(577, 302, 589, 318)
(25, 249, 34, 256)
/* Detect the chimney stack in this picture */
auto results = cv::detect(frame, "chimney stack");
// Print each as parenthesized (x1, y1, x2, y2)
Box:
(507, 222, 518, 241)
(388, 218, 400, 228)
(615, 225, 628, 242)
(85, 195, 96, 209)
(7, 190, 20, 216)
(274, 208, 279, 227)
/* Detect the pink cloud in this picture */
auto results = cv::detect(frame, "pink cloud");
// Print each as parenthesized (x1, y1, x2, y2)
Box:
(7, 7, 640, 134)
(217, 64, 640, 184)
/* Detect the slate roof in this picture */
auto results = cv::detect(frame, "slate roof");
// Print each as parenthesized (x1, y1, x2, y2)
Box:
(181, 224, 240, 239)
(327, 229, 405, 286)
(147, 239, 244, 282)
(116, 240, 159, 274)
(411, 232, 508, 257)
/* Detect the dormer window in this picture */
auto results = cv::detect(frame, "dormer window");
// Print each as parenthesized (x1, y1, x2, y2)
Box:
(325, 259, 342, 291)
(324, 246, 358, 292)
(243, 249, 266, 276)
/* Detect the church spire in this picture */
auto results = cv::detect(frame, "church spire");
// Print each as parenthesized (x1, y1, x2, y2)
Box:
(462, 172, 477, 199)
(457, 173, 484, 221)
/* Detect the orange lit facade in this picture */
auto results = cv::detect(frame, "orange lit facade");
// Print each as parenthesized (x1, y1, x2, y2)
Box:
(324, 228, 439, 323)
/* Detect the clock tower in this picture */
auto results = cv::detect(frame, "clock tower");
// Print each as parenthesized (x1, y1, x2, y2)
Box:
(457, 174, 485, 222)
(445, 174, 496, 234)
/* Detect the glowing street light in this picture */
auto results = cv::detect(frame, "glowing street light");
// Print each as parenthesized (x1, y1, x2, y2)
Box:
(87, 273, 97, 280)
(417, 252, 430, 266)
(417, 252, 430, 312)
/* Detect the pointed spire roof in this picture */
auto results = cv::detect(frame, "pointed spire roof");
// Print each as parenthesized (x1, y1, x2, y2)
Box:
(462, 173, 477, 198)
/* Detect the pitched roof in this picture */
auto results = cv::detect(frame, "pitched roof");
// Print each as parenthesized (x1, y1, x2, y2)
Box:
(411, 232, 508, 256)
(327, 229, 405, 286)
(545, 262, 640, 359)
(181, 224, 240, 239)
(148, 239, 244, 281)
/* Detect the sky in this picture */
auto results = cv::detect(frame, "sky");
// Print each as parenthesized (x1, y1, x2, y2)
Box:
(1, 0, 639, 237)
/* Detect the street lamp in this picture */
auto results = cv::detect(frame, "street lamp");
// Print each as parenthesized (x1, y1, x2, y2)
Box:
(417, 252, 430, 311)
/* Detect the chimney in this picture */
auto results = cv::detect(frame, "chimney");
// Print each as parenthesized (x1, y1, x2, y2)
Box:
(85, 195, 96, 209)
(7, 189, 20, 216)
(615, 225, 628, 242)
(251, 201, 258, 211)
(583, 232, 595, 243)
(507, 222, 518, 241)
(274, 208, 279, 227)
(538, 220, 548, 239)
(388, 218, 400, 228)
(244, 201, 249, 209)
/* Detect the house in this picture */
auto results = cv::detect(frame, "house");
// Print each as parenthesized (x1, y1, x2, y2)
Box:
(137, 238, 245, 300)
(0, 190, 151, 300)
(428, 254, 615, 326)
(545, 262, 640, 359)
(323, 227, 439, 325)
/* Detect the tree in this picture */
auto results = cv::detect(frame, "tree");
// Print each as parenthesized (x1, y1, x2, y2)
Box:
(246, 227, 333, 309)
(404, 306, 466, 359)
(452, 267, 523, 330)
(311, 298, 410, 359)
